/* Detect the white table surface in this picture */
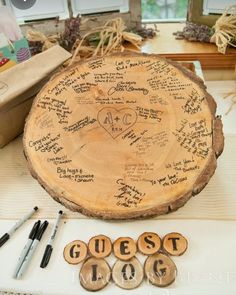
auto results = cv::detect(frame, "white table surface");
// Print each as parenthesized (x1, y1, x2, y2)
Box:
(0, 80, 236, 294)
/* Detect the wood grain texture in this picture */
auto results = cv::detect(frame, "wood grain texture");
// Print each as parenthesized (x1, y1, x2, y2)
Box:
(23, 53, 223, 219)
(0, 134, 235, 220)
(0, 81, 234, 221)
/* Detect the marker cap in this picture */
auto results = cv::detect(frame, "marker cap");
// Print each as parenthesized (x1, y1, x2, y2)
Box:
(0, 233, 10, 247)
(29, 220, 41, 239)
(36, 221, 48, 241)
(40, 245, 53, 268)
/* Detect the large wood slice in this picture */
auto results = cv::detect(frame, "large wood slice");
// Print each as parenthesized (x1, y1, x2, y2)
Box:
(23, 53, 224, 219)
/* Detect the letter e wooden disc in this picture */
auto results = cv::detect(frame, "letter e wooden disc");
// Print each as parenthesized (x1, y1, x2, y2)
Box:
(144, 253, 177, 287)
(88, 235, 112, 258)
(113, 237, 137, 260)
(162, 232, 188, 256)
(137, 232, 161, 255)
(79, 257, 111, 291)
(112, 257, 144, 289)
(63, 240, 87, 264)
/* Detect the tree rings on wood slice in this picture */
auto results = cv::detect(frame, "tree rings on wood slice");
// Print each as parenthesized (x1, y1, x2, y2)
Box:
(63, 240, 87, 264)
(112, 257, 144, 289)
(144, 253, 177, 287)
(79, 257, 111, 291)
(23, 52, 224, 219)
(162, 232, 188, 256)
(113, 237, 137, 260)
(88, 234, 112, 258)
(137, 232, 161, 255)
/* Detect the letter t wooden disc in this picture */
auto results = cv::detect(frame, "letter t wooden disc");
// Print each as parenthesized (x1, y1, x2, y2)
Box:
(162, 232, 188, 256)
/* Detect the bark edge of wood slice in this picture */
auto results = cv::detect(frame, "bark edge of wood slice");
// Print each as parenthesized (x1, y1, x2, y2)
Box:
(23, 52, 224, 220)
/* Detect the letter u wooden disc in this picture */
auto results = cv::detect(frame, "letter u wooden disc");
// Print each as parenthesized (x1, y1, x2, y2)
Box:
(88, 235, 112, 258)
(137, 232, 161, 255)
(23, 53, 224, 219)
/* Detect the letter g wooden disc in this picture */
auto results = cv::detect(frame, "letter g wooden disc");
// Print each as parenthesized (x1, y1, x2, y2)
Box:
(137, 232, 161, 255)
(63, 240, 87, 264)
(113, 237, 137, 260)
(144, 253, 177, 287)
(112, 257, 144, 289)
(79, 257, 111, 291)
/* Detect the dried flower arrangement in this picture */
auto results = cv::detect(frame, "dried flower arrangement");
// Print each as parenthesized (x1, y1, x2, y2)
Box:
(174, 5, 236, 54)
(26, 17, 157, 65)
(68, 18, 143, 65)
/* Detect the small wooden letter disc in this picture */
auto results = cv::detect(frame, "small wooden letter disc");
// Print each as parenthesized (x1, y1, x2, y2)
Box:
(112, 257, 144, 289)
(144, 253, 177, 287)
(137, 232, 161, 255)
(63, 240, 87, 264)
(88, 234, 112, 258)
(113, 237, 137, 261)
(162, 232, 188, 256)
(79, 257, 111, 291)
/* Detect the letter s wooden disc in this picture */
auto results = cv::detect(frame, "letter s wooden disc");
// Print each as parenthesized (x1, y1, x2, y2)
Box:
(23, 53, 224, 219)
(137, 232, 161, 255)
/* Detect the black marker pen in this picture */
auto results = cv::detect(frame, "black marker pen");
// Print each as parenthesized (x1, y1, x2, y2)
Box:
(40, 210, 63, 268)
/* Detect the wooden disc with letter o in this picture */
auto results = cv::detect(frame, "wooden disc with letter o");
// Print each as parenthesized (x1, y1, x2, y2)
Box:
(88, 234, 112, 258)
(79, 257, 111, 291)
(63, 240, 87, 264)
(23, 53, 224, 219)
(112, 257, 144, 289)
(113, 237, 137, 260)
(162, 232, 188, 256)
(144, 253, 177, 287)
(137, 232, 161, 255)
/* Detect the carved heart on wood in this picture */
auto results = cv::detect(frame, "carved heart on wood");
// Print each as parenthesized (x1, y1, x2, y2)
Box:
(97, 107, 137, 138)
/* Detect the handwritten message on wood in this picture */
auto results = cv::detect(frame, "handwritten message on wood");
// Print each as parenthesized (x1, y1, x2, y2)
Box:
(23, 53, 224, 219)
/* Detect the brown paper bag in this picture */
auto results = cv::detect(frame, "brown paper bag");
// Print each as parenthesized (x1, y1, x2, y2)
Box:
(0, 45, 71, 148)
